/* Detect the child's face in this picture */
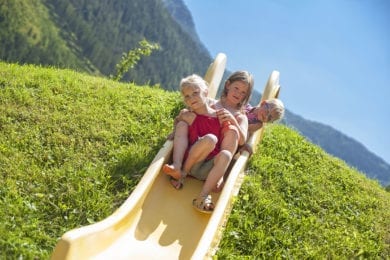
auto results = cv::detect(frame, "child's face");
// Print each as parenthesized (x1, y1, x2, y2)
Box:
(257, 102, 274, 122)
(182, 86, 207, 110)
(226, 81, 248, 105)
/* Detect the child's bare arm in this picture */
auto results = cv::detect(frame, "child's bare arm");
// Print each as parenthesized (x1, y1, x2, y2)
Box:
(248, 122, 263, 133)
(167, 108, 191, 140)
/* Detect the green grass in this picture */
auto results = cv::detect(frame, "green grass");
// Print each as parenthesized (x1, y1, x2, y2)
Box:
(217, 125, 390, 259)
(0, 62, 181, 258)
(1, 62, 389, 259)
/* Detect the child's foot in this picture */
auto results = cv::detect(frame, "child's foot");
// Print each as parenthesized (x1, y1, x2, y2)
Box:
(192, 195, 214, 213)
(163, 164, 187, 190)
(162, 164, 182, 180)
(170, 177, 184, 190)
(212, 182, 224, 193)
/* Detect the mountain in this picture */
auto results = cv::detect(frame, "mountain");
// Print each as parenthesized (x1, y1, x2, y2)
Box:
(0, 0, 389, 186)
(161, 0, 201, 44)
(0, 0, 211, 90)
(283, 110, 390, 186)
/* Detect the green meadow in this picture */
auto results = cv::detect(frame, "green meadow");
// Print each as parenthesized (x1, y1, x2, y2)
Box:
(1, 62, 389, 259)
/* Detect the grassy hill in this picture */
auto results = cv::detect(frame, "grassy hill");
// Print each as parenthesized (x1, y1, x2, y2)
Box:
(2, 0, 389, 187)
(1, 62, 389, 259)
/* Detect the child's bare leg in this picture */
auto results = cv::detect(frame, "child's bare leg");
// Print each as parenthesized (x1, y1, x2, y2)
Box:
(221, 129, 239, 155)
(163, 121, 188, 180)
(199, 149, 233, 198)
(214, 129, 239, 191)
(182, 134, 217, 174)
(193, 149, 233, 211)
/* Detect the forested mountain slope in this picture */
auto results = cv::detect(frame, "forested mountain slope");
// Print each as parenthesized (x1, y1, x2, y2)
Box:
(1, 0, 211, 89)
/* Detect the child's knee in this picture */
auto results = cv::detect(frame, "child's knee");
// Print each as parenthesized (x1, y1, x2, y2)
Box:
(202, 133, 218, 146)
(222, 123, 240, 142)
(216, 149, 233, 163)
(223, 129, 239, 146)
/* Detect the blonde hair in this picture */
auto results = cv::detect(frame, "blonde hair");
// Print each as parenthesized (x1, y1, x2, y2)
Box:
(266, 98, 285, 122)
(180, 74, 208, 94)
(221, 70, 254, 109)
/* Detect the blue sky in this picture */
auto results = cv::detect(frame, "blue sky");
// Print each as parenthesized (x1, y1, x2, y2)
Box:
(182, 0, 390, 164)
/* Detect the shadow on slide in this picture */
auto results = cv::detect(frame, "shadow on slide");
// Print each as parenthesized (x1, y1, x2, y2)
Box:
(51, 53, 281, 260)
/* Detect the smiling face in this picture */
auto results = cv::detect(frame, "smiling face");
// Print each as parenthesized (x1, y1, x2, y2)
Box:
(225, 81, 249, 107)
(222, 71, 254, 109)
(256, 99, 285, 123)
(256, 102, 274, 122)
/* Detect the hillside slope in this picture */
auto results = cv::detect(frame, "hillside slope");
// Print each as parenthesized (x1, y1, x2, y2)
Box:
(284, 110, 390, 186)
(249, 91, 390, 186)
(0, 62, 389, 258)
(0, 0, 388, 185)
(218, 124, 390, 258)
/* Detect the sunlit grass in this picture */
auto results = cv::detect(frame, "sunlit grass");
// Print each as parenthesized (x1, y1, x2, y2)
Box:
(1, 62, 389, 259)
(217, 125, 390, 259)
(0, 62, 181, 258)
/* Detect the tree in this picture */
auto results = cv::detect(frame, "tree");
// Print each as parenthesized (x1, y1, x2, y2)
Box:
(111, 39, 160, 81)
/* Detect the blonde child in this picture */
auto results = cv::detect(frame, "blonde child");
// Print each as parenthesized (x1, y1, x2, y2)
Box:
(239, 98, 285, 155)
(165, 74, 242, 213)
(164, 72, 253, 212)
(246, 98, 285, 133)
(165, 71, 285, 190)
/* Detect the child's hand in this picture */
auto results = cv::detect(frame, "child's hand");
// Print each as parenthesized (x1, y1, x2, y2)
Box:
(166, 131, 175, 140)
(217, 108, 234, 124)
(173, 108, 190, 125)
(177, 110, 195, 125)
(239, 143, 253, 156)
(248, 122, 263, 133)
(178, 108, 190, 116)
(254, 106, 262, 121)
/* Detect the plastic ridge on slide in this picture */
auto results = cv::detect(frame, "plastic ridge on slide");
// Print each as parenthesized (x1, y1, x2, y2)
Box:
(50, 54, 281, 260)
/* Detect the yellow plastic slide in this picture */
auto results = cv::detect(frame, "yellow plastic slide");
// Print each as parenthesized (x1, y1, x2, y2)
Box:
(51, 53, 281, 260)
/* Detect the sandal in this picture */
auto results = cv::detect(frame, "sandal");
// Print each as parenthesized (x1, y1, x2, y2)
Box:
(192, 195, 214, 213)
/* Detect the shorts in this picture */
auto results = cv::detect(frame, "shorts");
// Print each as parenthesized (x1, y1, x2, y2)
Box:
(189, 158, 215, 181)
